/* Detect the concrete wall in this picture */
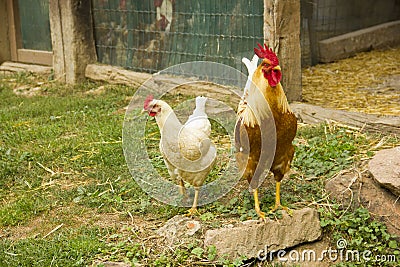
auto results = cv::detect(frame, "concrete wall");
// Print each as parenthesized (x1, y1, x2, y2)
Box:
(319, 20, 400, 63)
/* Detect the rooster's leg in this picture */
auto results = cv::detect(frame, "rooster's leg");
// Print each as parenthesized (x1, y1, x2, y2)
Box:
(179, 179, 186, 195)
(270, 181, 291, 214)
(186, 187, 200, 216)
(253, 189, 265, 219)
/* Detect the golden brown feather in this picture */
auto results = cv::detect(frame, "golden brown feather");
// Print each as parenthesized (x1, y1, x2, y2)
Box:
(235, 55, 297, 219)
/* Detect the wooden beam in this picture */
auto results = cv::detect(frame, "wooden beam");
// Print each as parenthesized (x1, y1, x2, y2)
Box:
(263, 0, 302, 101)
(0, 0, 11, 63)
(49, 0, 97, 84)
(17, 49, 53, 66)
(0, 61, 52, 75)
(291, 103, 400, 135)
(6, 0, 20, 61)
(49, 0, 65, 81)
(85, 64, 152, 88)
(85, 63, 241, 107)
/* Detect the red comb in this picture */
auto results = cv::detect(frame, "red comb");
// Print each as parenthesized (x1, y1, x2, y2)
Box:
(254, 43, 279, 66)
(143, 95, 154, 109)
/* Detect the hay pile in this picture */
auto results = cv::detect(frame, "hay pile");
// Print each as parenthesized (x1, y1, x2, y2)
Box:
(302, 46, 400, 116)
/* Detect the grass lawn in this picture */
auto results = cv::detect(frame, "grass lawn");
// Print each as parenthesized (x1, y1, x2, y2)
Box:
(0, 72, 399, 266)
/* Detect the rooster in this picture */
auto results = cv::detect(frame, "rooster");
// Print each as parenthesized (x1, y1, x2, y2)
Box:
(235, 43, 297, 219)
(143, 95, 216, 215)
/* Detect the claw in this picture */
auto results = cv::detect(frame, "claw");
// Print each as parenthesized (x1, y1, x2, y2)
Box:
(185, 207, 200, 217)
(253, 189, 267, 222)
(256, 210, 267, 222)
(269, 181, 292, 215)
(269, 204, 293, 216)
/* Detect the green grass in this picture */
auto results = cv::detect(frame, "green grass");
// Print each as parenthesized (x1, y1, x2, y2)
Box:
(0, 72, 399, 266)
(1, 227, 106, 267)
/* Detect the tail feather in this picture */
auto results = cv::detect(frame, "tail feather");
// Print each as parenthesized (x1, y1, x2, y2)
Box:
(185, 96, 211, 136)
(188, 96, 207, 120)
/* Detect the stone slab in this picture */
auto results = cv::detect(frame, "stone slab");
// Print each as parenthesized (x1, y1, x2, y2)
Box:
(204, 208, 322, 259)
(319, 20, 400, 63)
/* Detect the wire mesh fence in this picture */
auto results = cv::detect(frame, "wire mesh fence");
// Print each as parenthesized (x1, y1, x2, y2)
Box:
(91, 0, 400, 74)
(91, 0, 264, 78)
(301, 0, 400, 65)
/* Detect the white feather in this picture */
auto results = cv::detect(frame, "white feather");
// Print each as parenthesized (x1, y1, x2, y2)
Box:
(184, 96, 211, 136)
(149, 98, 216, 187)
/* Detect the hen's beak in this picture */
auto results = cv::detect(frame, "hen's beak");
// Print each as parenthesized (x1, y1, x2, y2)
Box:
(273, 65, 281, 71)
(141, 109, 148, 114)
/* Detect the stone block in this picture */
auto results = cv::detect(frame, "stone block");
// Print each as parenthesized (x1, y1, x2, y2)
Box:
(319, 20, 400, 63)
(204, 208, 322, 259)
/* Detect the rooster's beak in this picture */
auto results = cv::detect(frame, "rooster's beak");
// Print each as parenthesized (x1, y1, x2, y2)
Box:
(141, 109, 147, 114)
(273, 65, 281, 71)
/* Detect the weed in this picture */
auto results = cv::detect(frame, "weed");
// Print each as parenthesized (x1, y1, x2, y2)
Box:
(319, 206, 400, 266)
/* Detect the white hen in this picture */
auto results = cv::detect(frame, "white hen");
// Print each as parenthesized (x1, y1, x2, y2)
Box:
(143, 95, 216, 215)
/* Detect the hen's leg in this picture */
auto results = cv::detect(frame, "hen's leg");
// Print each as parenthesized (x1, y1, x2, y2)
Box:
(179, 179, 186, 195)
(187, 187, 200, 216)
(253, 189, 265, 219)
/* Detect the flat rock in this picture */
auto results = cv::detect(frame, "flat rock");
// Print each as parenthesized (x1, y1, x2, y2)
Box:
(156, 215, 201, 245)
(325, 169, 400, 237)
(369, 147, 400, 196)
(204, 208, 322, 259)
(325, 171, 357, 207)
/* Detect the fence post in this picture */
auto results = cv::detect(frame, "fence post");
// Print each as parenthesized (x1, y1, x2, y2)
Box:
(264, 0, 302, 101)
(0, 0, 11, 64)
(49, 0, 97, 84)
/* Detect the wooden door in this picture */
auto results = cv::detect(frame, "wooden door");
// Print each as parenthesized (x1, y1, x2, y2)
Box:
(7, 0, 53, 66)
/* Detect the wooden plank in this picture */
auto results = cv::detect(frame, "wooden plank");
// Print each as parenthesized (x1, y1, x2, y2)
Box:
(50, 0, 96, 84)
(49, 0, 64, 80)
(17, 49, 53, 66)
(0, 0, 11, 63)
(0, 61, 52, 74)
(85, 63, 241, 107)
(85, 63, 152, 87)
(291, 103, 400, 135)
(263, 0, 302, 101)
(6, 0, 20, 61)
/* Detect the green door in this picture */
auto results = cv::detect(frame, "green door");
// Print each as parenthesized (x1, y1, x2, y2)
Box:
(18, 0, 52, 51)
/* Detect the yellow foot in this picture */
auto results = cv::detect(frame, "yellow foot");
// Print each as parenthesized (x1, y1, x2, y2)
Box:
(256, 210, 266, 221)
(185, 207, 200, 217)
(269, 204, 293, 216)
